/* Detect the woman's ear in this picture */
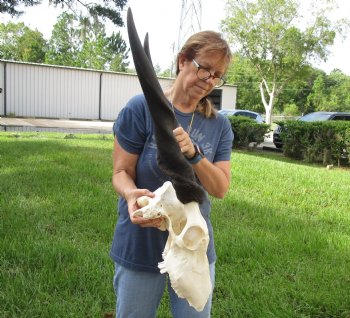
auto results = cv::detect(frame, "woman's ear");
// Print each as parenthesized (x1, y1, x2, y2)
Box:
(178, 55, 186, 71)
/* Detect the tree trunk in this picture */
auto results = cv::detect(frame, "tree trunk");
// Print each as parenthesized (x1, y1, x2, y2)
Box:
(259, 81, 274, 124)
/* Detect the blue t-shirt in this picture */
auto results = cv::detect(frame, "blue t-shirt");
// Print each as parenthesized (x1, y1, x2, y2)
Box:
(110, 94, 234, 272)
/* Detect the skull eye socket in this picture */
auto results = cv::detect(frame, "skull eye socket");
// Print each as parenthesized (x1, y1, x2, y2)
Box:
(182, 226, 207, 251)
(171, 217, 187, 235)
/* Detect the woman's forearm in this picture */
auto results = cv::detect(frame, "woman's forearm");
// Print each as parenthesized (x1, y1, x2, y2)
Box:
(112, 169, 137, 200)
(192, 159, 231, 198)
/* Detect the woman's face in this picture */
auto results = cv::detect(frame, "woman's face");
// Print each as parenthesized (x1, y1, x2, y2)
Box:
(177, 51, 229, 102)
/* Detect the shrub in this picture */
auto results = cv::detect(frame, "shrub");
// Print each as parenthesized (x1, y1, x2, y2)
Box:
(281, 120, 350, 166)
(228, 116, 270, 149)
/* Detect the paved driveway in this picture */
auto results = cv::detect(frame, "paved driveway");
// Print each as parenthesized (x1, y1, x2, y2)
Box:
(0, 117, 114, 134)
(0, 117, 281, 152)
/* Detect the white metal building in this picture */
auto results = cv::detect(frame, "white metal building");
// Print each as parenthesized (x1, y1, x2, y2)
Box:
(0, 60, 237, 121)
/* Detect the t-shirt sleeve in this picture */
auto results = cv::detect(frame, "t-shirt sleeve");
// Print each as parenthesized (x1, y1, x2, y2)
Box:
(213, 116, 234, 162)
(113, 95, 147, 155)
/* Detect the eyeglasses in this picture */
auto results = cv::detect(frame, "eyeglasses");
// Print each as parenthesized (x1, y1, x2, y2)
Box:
(192, 59, 226, 88)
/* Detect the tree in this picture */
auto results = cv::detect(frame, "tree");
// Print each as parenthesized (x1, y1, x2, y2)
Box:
(307, 69, 350, 112)
(326, 70, 350, 112)
(45, 12, 129, 71)
(0, 21, 46, 62)
(45, 12, 79, 66)
(226, 54, 263, 112)
(158, 69, 172, 78)
(107, 31, 129, 72)
(221, 0, 349, 123)
(0, 0, 127, 26)
(77, 18, 113, 70)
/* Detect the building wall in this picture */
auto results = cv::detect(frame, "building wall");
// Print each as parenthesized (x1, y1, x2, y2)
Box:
(0, 60, 237, 121)
(100, 72, 141, 121)
(0, 62, 4, 116)
(6, 63, 100, 119)
(221, 85, 237, 109)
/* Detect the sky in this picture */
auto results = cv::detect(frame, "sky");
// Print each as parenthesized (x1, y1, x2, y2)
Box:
(2, 0, 350, 75)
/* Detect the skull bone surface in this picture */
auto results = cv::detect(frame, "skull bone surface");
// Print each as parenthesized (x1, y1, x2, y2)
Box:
(134, 181, 212, 312)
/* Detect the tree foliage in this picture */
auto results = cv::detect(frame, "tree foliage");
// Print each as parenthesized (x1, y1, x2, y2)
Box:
(307, 69, 350, 112)
(0, 0, 40, 16)
(45, 12, 129, 71)
(0, 0, 127, 26)
(45, 13, 78, 66)
(0, 21, 46, 62)
(107, 31, 129, 72)
(226, 54, 263, 112)
(0, 9, 129, 71)
(221, 0, 349, 123)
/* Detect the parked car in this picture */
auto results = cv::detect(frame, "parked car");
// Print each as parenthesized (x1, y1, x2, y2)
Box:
(273, 111, 350, 148)
(219, 109, 265, 123)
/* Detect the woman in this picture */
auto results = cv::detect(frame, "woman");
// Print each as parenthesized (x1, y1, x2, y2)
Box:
(111, 31, 233, 318)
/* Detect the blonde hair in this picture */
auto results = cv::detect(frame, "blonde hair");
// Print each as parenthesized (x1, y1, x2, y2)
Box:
(176, 31, 232, 118)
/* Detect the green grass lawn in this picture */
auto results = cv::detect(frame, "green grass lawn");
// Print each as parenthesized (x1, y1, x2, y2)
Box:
(1, 132, 350, 318)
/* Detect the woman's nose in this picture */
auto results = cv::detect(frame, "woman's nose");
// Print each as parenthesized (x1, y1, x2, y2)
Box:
(205, 76, 216, 87)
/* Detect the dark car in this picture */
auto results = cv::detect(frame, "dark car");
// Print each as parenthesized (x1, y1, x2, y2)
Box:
(219, 109, 265, 123)
(273, 111, 350, 148)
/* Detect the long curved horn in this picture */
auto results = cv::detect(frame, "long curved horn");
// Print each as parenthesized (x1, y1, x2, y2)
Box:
(127, 8, 205, 204)
(143, 33, 152, 65)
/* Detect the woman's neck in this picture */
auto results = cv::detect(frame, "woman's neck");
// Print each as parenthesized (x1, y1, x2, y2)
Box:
(165, 88, 198, 114)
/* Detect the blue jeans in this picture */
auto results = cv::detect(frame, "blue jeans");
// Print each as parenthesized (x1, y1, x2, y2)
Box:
(113, 262, 215, 318)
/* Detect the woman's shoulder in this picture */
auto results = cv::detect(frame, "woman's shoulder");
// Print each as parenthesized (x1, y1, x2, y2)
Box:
(115, 94, 148, 126)
(125, 94, 147, 110)
(216, 110, 228, 121)
(211, 110, 231, 127)
(120, 94, 151, 122)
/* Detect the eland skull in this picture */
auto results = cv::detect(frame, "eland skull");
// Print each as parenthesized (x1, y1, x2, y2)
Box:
(134, 181, 212, 312)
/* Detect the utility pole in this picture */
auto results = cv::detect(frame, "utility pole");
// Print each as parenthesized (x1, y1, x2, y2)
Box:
(177, 0, 202, 52)
(171, 0, 202, 77)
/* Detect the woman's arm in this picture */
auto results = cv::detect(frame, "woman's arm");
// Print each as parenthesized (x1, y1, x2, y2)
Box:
(192, 160, 231, 199)
(173, 127, 231, 198)
(112, 137, 163, 228)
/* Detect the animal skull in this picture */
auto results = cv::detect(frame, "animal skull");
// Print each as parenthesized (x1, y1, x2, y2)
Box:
(134, 181, 212, 312)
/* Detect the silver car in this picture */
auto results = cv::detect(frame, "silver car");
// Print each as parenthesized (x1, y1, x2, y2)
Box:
(219, 109, 265, 123)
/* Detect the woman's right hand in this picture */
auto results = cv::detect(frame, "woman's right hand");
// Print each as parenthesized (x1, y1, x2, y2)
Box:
(125, 188, 164, 228)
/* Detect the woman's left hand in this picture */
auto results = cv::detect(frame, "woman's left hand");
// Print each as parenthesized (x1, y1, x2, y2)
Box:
(173, 127, 195, 159)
